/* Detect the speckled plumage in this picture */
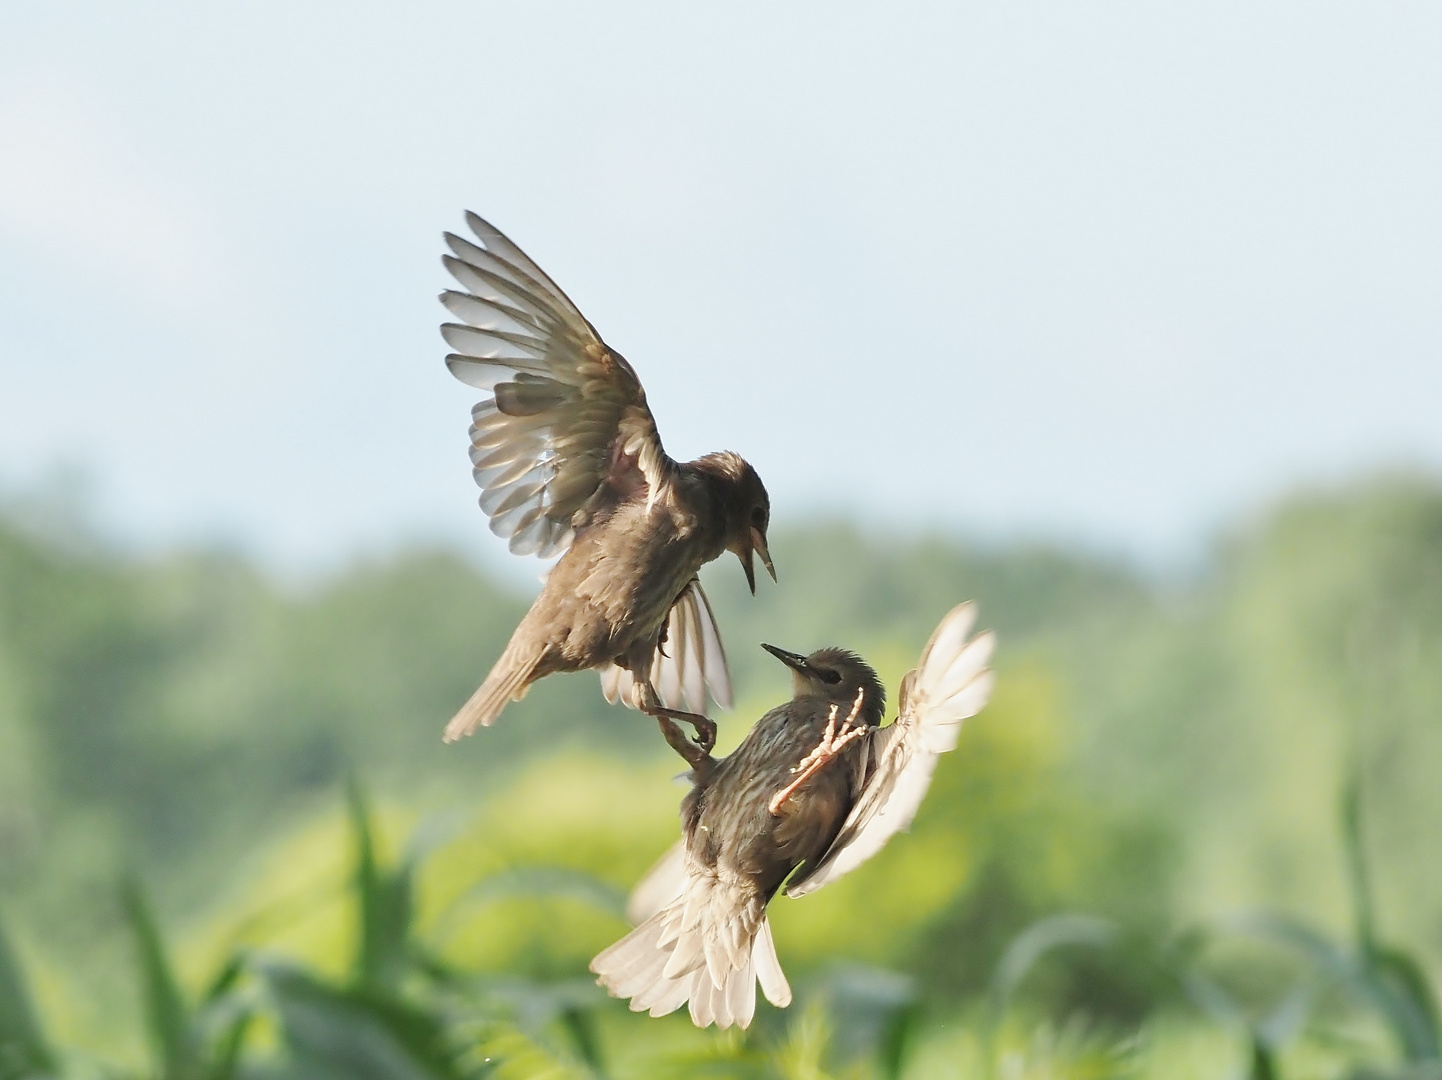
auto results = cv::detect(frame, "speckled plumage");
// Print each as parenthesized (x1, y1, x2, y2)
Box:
(592, 605, 997, 1029)
(681, 651, 888, 904)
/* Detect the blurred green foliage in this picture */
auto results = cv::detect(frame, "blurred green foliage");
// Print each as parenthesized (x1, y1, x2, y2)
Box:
(1, 474, 1441, 1076)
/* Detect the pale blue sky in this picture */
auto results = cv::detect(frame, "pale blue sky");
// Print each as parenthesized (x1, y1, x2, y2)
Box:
(2, 2, 1440, 570)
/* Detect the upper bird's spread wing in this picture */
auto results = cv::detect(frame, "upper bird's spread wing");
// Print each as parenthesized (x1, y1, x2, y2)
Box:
(786, 602, 995, 898)
(600, 579, 734, 713)
(441, 212, 669, 557)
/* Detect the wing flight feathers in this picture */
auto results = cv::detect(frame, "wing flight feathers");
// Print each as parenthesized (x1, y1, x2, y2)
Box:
(440, 213, 668, 557)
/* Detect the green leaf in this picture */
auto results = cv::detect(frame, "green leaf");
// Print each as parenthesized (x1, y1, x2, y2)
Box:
(1228, 911, 1354, 981)
(1341, 764, 1376, 954)
(1247, 1038, 1280, 1080)
(121, 875, 200, 1080)
(432, 868, 627, 941)
(0, 911, 58, 1080)
(200, 953, 247, 1006)
(1364, 947, 1441, 1064)
(465, 1025, 595, 1080)
(203, 1011, 254, 1080)
(989, 914, 1119, 1006)
(264, 964, 469, 1080)
(348, 778, 415, 994)
(875, 1001, 922, 1080)
(554, 1008, 602, 1076)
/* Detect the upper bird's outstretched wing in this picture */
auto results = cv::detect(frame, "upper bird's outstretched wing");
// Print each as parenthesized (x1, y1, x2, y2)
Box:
(441, 212, 669, 557)
(785, 602, 995, 898)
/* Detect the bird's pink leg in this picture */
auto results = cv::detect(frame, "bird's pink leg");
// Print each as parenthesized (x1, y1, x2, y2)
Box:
(768, 689, 869, 815)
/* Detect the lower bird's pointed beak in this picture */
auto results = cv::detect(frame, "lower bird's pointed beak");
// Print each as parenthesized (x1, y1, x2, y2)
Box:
(751, 527, 777, 584)
(761, 643, 808, 672)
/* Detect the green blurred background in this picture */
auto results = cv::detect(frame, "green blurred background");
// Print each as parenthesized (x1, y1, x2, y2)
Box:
(6, 2, 1442, 1074)
(3, 473, 1440, 1078)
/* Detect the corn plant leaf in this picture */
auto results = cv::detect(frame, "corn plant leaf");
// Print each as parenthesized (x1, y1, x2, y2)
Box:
(0, 912, 58, 1079)
(121, 876, 200, 1080)
(1364, 947, 1441, 1064)
(348, 779, 415, 994)
(990, 913, 1119, 1005)
(202, 1011, 254, 1080)
(264, 965, 471, 1080)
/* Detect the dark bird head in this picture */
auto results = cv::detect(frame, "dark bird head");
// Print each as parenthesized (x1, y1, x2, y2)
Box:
(761, 644, 886, 727)
(694, 451, 775, 595)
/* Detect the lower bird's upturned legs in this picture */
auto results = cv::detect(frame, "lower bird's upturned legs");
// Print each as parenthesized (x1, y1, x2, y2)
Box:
(768, 689, 868, 815)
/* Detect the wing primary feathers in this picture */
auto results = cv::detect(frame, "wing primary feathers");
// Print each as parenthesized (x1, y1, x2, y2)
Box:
(447, 356, 527, 391)
(439, 289, 545, 337)
(444, 232, 572, 321)
(441, 254, 560, 328)
(440, 214, 669, 561)
(464, 211, 592, 321)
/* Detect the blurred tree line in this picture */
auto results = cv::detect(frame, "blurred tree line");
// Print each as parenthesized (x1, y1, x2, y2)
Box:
(1, 474, 1440, 1077)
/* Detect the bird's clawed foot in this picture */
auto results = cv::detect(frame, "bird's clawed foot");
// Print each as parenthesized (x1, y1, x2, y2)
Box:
(768, 688, 869, 815)
(637, 680, 716, 771)
(652, 706, 717, 756)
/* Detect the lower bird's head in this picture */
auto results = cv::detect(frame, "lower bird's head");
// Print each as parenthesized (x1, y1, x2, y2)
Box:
(694, 451, 775, 595)
(761, 644, 886, 726)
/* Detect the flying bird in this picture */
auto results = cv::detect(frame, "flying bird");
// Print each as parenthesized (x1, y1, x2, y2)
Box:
(590, 602, 995, 1029)
(438, 213, 775, 749)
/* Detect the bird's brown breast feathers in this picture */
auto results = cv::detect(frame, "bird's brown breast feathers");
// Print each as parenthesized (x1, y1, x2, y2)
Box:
(516, 483, 728, 671)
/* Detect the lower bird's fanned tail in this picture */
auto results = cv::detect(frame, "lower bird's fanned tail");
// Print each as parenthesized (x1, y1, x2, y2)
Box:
(590, 878, 791, 1030)
(442, 639, 543, 742)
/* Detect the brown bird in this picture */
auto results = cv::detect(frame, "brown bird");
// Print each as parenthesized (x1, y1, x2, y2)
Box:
(438, 213, 775, 748)
(591, 602, 996, 1029)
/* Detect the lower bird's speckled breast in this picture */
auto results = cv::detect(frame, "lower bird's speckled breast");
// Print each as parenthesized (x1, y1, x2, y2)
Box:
(693, 698, 862, 898)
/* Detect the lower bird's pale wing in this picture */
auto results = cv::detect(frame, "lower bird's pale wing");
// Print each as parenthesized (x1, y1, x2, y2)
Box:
(785, 602, 995, 898)
(441, 212, 669, 557)
(600, 579, 733, 714)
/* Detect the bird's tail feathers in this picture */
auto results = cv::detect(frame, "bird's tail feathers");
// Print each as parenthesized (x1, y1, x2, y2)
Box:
(442, 639, 543, 742)
(591, 878, 790, 1029)
(751, 919, 790, 1011)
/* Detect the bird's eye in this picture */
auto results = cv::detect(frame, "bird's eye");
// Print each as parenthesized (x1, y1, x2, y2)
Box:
(818, 668, 842, 685)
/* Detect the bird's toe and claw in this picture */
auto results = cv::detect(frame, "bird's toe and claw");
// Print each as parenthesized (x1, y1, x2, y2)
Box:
(653, 706, 717, 757)
(634, 678, 717, 761)
(768, 689, 869, 815)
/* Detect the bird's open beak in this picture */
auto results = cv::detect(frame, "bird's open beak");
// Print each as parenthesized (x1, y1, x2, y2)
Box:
(762, 643, 809, 673)
(741, 547, 756, 595)
(738, 527, 776, 596)
(749, 526, 777, 593)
